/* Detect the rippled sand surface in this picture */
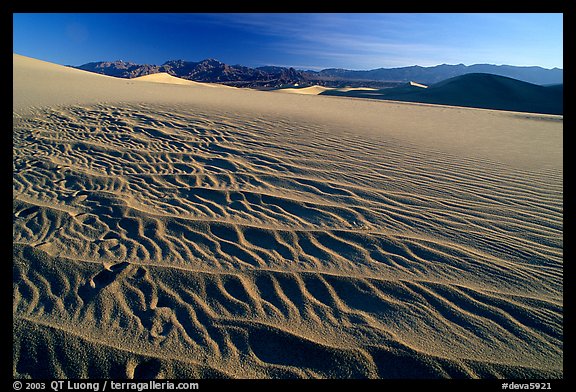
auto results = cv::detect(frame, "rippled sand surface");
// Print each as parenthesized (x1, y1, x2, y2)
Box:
(13, 55, 562, 379)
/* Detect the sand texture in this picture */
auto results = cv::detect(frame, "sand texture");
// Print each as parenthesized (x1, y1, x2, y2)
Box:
(272, 85, 332, 95)
(13, 54, 562, 379)
(131, 73, 212, 86)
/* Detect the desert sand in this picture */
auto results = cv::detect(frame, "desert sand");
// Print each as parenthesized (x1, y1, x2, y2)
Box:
(334, 87, 379, 92)
(13, 54, 562, 379)
(132, 73, 212, 86)
(272, 86, 377, 95)
(271, 85, 332, 95)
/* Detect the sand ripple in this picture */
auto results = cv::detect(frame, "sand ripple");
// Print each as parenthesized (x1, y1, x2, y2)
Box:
(13, 103, 562, 378)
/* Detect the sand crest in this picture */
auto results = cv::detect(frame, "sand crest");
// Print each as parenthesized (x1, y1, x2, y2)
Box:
(13, 54, 562, 379)
(272, 85, 331, 95)
(132, 72, 211, 86)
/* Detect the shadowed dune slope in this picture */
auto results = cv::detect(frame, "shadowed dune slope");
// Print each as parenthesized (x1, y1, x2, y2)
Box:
(13, 55, 562, 379)
(321, 73, 563, 115)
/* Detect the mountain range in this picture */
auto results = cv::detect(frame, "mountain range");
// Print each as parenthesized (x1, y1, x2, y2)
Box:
(75, 59, 308, 88)
(74, 59, 563, 88)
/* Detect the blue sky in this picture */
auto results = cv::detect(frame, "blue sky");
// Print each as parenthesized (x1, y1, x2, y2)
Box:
(13, 13, 563, 70)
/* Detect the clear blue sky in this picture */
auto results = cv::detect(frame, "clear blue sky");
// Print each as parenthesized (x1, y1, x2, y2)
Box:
(13, 13, 563, 70)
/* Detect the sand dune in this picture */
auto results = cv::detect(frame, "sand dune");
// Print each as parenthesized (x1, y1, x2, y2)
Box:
(408, 81, 428, 88)
(132, 73, 237, 89)
(321, 73, 562, 115)
(272, 85, 331, 95)
(132, 72, 212, 86)
(335, 87, 379, 92)
(13, 54, 563, 379)
(273, 86, 377, 95)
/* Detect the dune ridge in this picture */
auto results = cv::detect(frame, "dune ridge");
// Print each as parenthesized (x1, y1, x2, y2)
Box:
(272, 85, 331, 95)
(132, 73, 211, 86)
(13, 55, 562, 379)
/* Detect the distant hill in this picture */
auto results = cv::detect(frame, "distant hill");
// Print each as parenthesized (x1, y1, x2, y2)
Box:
(74, 59, 563, 89)
(320, 73, 563, 115)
